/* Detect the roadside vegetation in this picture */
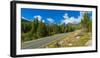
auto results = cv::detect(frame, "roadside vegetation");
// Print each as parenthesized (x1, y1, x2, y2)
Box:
(42, 30, 91, 48)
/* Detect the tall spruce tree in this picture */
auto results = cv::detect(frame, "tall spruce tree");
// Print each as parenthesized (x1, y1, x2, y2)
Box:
(81, 12, 92, 32)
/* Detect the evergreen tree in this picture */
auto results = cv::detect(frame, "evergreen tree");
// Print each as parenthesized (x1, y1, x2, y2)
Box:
(81, 12, 92, 32)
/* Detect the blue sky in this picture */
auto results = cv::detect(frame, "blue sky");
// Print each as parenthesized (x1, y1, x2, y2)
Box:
(21, 8, 92, 24)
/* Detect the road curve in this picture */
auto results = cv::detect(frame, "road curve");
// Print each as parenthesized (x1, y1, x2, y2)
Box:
(21, 33, 68, 49)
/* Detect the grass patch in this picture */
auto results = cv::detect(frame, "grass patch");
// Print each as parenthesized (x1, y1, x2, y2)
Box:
(43, 29, 92, 48)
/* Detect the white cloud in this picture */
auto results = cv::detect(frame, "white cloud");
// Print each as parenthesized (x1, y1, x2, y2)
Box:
(61, 17, 80, 24)
(42, 20, 45, 23)
(34, 15, 42, 21)
(61, 12, 83, 24)
(63, 13, 69, 19)
(47, 18, 54, 23)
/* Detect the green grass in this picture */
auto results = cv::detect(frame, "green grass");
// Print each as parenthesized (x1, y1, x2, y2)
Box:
(43, 29, 92, 48)
(72, 32, 91, 46)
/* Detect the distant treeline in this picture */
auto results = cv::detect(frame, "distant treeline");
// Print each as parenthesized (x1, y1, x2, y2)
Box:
(21, 13, 92, 42)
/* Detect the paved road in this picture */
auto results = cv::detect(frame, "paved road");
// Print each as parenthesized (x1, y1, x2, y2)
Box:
(21, 33, 68, 49)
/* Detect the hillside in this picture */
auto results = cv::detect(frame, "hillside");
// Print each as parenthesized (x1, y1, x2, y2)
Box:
(21, 19, 30, 22)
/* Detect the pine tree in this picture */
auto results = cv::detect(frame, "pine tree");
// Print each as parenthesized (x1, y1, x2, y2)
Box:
(81, 12, 92, 32)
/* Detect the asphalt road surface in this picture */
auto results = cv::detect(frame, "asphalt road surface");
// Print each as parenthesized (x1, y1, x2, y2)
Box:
(21, 33, 68, 49)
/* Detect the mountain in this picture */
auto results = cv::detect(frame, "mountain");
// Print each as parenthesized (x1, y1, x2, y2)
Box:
(21, 19, 30, 22)
(21, 16, 32, 22)
(67, 22, 80, 26)
(21, 16, 32, 23)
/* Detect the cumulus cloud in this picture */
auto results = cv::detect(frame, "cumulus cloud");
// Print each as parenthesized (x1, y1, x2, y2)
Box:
(47, 18, 54, 23)
(42, 20, 45, 23)
(61, 16, 80, 24)
(63, 13, 69, 19)
(61, 12, 84, 24)
(34, 15, 42, 21)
